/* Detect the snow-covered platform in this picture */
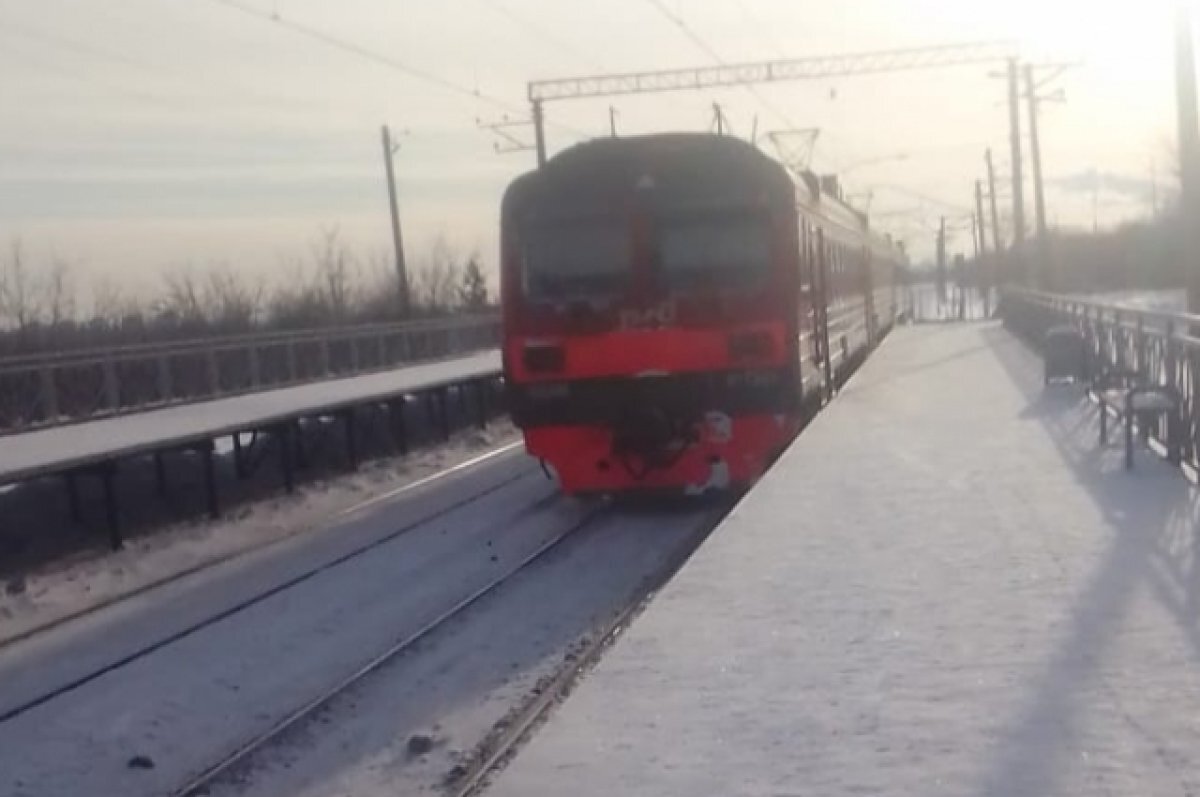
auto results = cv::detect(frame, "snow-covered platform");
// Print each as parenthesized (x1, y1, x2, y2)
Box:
(488, 323, 1200, 796)
(0, 351, 500, 544)
(0, 351, 499, 485)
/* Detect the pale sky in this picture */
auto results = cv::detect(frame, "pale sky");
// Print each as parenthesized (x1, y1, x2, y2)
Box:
(0, 0, 1185, 303)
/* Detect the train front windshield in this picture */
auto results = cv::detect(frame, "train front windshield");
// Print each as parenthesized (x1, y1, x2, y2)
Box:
(656, 213, 772, 291)
(521, 219, 629, 301)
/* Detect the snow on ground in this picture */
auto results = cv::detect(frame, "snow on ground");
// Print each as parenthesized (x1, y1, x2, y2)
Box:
(486, 323, 1200, 797)
(204, 507, 709, 797)
(0, 457, 563, 797)
(0, 422, 519, 646)
(1091, 288, 1185, 314)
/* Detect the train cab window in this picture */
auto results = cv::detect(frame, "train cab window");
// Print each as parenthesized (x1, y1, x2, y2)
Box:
(655, 212, 771, 291)
(521, 218, 630, 301)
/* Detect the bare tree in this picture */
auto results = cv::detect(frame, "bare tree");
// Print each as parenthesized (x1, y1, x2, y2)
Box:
(90, 276, 141, 323)
(311, 227, 355, 321)
(458, 254, 489, 309)
(0, 238, 41, 330)
(44, 257, 76, 327)
(411, 235, 462, 313)
(358, 249, 402, 321)
(205, 267, 263, 330)
(159, 268, 207, 326)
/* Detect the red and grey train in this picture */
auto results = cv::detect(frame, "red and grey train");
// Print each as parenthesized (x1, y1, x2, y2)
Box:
(500, 133, 904, 495)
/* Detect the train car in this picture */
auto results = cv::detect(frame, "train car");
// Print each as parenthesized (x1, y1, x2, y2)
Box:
(500, 133, 904, 496)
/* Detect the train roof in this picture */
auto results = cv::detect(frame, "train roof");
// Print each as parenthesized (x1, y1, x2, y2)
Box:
(504, 133, 905, 263)
(503, 133, 794, 217)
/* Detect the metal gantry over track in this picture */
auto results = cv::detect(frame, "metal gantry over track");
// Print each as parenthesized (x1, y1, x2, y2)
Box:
(524, 40, 1017, 165)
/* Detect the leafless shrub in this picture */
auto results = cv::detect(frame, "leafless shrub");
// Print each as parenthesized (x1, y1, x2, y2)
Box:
(0, 239, 42, 331)
(0, 230, 491, 358)
(410, 235, 462, 313)
(311, 227, 355, 322)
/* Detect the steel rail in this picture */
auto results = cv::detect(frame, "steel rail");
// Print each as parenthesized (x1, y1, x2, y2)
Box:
(444, 499, 731, 797)
(0, 461, 538, 725)
(174, 503, 609, 797)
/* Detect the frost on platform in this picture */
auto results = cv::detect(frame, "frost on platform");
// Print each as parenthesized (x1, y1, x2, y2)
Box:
(487, 323, 1200, 797)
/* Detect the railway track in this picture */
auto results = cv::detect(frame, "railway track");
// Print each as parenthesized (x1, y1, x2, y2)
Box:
(183, 497, 733, 797)
(1, 445, 734, 797)
(0, 448, 600, 797)
(0, 447, 534, 725)
(0, 440, 525, 654)
(174, 506, 610, 797)
(444, 498, 729, 797)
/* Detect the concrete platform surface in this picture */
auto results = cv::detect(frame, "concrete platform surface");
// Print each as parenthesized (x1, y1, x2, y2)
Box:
(487, 323, 1200, 797)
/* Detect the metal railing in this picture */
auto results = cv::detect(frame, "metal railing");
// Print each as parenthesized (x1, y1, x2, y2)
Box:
(904, 282, 994, 322)
(1001, 288, 1200, 468)
(0, 314, 501, 434)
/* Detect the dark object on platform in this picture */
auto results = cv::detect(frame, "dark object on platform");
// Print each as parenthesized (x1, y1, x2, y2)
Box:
(1043, 325, 1086, 385)
(1093, 366, 1182, 470)
(407, 734, 435, 756)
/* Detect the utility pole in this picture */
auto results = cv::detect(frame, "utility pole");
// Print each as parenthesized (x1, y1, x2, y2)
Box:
(1151, 157, 1160, 218)
(1007, 58, 1027, 285)
(976, 179, 991, 315)
(532, 99, 547, 167)
(1176, 3, 1200, 313)
(986, 148, 1003, 282)
(609, 106, 618, 138)
(936, 216, 947, 311)
(975, 181, 989, 256)
(1024, 64, 1050, 290)
(381, 125, 409, 314)
(712, 102, 726, 136)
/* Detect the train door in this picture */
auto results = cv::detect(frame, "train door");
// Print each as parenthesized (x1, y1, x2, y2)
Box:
(815, 227, 833, 401)
(863, 245, 875, 348)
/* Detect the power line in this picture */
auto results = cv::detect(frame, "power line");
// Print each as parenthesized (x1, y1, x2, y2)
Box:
(641, 0, 797, 130)
(730, 0, 788, 59)
(1, 21, 149, 72)
(0, 30, 194, 107)
(207, 0, 590, 139)
(644, 0, 725, 64)
(208, 0, 514, 109)
(479, 0, 605, 71)
(478, 0, 698, 126)
(0, 20, 313, 110)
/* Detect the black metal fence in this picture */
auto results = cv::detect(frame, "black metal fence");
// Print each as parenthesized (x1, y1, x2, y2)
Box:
(1001, 288, 1200, 468)
(904, 282, 994, 323)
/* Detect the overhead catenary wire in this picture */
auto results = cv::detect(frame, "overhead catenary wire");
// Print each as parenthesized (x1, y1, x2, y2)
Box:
(206, 0, 589, 137)
(478, 0, 699, 126)
(479, 0, 605, 71)
(0, 19, 314, 110)
(730, 0, 789, 59)
(641, 0, 799, 132)
(0, 30, 197, 108)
